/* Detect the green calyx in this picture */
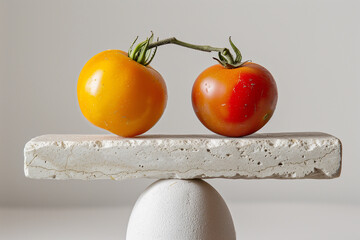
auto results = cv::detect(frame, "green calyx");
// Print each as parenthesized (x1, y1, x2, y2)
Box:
(128, 32, 249, 68)
(212, 37, 250, 68)
(128, 32, 158, 66)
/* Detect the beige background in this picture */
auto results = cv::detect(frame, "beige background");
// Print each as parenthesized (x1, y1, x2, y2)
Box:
(0, 0, 359, 207)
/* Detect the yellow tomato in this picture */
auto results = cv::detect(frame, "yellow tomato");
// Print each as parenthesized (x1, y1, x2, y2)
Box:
(77, 50, 167, 137)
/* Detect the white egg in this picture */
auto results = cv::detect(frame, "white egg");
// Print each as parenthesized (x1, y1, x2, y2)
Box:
(126, 179, 236, 240)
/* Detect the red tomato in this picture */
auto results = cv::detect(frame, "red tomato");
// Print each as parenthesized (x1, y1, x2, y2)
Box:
(192, 62, 278, 137)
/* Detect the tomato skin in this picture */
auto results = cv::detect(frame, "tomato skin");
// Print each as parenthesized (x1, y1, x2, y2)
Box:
(192, 62, 277, 137)
(77, 50, 167, 137)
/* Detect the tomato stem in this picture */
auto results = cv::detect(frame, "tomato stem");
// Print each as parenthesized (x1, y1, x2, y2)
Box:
(128, 33, 247, 68)
(147, 37, 235, 64)
(148, 38, 223, 53)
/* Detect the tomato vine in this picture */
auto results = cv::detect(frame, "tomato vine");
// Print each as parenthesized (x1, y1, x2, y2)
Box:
(128, 32, 250, 68)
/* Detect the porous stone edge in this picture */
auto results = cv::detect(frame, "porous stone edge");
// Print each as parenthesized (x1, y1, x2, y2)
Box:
(24, 135, 342, 180)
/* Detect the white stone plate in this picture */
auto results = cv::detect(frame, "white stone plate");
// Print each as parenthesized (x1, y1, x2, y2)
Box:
(24, 133, 342, 180)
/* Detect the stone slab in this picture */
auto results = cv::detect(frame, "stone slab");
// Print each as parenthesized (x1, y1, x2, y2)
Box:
(24, 133, 342, 180)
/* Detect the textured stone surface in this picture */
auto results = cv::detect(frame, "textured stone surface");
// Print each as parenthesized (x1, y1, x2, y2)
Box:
(24, 133, 342, 180)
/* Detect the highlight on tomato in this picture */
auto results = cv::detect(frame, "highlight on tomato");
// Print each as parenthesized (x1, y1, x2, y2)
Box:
(77, 34, 167, 137)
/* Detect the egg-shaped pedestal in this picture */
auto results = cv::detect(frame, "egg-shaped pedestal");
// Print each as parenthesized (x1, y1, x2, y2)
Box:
(126, 179, 236, 240)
